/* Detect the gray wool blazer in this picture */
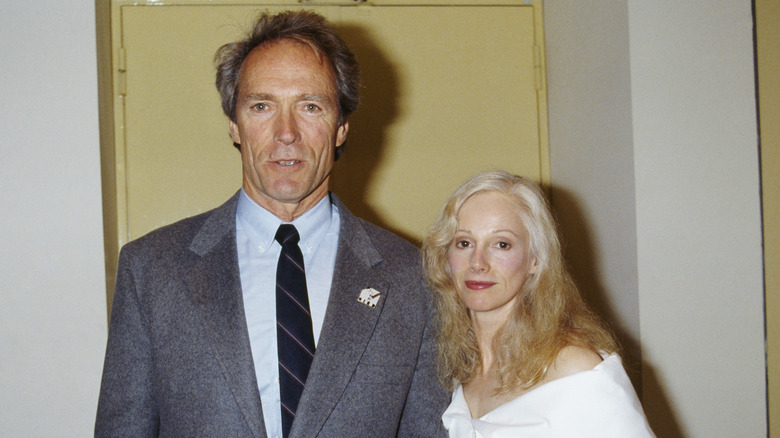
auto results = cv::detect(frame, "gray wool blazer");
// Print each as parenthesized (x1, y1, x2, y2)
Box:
(95, 192, 449, 437)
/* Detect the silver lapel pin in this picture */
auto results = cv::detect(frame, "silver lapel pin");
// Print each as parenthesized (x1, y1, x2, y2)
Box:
(357, 287, 382, 308)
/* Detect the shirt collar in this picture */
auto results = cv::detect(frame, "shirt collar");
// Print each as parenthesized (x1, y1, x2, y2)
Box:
(236, 188, 334, 255)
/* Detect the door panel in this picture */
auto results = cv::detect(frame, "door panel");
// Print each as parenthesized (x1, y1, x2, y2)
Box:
(110, 1, 547, 254)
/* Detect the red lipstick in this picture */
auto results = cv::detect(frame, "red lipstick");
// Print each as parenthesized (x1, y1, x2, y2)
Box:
(465, 281, 494, 290)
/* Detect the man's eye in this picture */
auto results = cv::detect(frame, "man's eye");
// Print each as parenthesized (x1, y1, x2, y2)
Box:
(252, 103, 267, 111)
(305, 103, 320, 112)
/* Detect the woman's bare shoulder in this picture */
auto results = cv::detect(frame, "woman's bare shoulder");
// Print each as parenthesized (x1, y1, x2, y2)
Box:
(547, 345, 603, 380)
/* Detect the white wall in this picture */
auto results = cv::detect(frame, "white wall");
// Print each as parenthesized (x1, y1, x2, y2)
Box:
(0, 2, 108, 437)
(546, 1, 766, 437)
(543, 0, 641, 382)
(629, 2, 765, 436)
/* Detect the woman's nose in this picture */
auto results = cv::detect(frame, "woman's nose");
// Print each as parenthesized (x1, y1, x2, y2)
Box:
(469, 248, 488, 272)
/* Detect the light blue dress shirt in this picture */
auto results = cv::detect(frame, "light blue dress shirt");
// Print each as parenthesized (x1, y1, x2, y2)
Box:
(236, 189, 340, 438)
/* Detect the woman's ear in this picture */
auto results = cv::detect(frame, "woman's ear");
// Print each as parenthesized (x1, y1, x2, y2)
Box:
(528, 257, 538, 275)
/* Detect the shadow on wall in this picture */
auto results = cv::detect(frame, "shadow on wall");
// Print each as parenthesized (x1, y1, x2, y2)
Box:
(550, 187, 684, 438)
(329, 24, 416, 244)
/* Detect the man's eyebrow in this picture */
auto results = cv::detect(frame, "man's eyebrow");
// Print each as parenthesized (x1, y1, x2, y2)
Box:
(243, 92, 273, 101)
(300, 93, 334, 103)
(242, 92, 334, 103)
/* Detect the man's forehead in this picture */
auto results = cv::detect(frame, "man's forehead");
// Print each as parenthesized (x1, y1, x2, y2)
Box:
(239, 40, 336, 88)
(246, 38, 331, 69)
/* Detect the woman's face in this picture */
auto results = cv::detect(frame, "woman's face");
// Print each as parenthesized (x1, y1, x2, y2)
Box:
(448, 191, 537, 321)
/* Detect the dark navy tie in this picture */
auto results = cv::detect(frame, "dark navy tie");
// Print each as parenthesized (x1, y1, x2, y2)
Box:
(275, 224, 315, 438)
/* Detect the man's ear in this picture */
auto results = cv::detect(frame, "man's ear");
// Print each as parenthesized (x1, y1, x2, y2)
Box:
(229, 120, 241, 145)
(335, 120, 349, 147)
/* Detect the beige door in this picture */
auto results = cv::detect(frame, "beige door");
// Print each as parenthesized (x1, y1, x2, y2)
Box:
(104, 0, 548, 294)
(756, 0, 780, 435)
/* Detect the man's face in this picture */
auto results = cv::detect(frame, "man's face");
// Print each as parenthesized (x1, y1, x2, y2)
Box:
(229, 39, 348, 221)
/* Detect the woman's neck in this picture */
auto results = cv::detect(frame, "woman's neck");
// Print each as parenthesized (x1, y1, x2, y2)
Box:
(471, 317, 504, 375)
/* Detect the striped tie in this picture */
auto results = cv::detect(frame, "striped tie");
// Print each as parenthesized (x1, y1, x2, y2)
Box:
(274, 224, 315, 438)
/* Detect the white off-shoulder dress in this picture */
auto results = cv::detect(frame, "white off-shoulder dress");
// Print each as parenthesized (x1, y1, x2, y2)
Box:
(442, 353, 655, 438)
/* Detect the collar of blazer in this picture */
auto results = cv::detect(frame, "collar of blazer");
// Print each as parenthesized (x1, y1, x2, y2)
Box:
(182, 191, 267, 436)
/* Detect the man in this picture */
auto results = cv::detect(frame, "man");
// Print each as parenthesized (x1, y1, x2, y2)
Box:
(95, 10, 448, 438)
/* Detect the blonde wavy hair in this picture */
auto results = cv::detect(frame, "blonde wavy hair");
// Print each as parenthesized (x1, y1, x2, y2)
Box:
(422, 170, 617, 392)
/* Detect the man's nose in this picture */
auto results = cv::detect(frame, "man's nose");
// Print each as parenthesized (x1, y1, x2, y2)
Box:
(274, 108, 301, 145)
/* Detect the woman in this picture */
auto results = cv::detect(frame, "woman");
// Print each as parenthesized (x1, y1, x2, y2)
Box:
(422, 170, 654, 437)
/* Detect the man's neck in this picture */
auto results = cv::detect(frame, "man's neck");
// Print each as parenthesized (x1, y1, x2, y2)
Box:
(243, 187, 329, 222)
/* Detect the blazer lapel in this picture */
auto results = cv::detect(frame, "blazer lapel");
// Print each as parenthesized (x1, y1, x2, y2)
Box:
(291, 198, 389, 437)
(185, 193, 267, 438)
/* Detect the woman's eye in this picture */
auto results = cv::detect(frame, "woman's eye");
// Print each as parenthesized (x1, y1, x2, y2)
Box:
(455, 240, 470, 249)
(496, 241, 511, 249)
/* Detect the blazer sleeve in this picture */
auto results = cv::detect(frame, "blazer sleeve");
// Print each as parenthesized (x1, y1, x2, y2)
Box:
(397, 302, 450, 437)
(95, 246, 159, 437)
